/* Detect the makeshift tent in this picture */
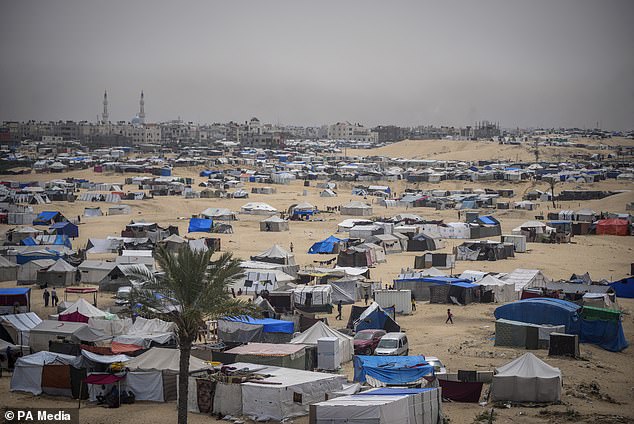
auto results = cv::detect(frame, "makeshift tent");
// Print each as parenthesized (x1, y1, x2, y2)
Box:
(125, 347, 211, 402)
(579, 306, 628, 352)
(353, 355, 433, 387)
(200, 207, 237, 221)
(259, 216, 289, 232)
(49, 222, 79, 238)
(83, 207, 102, 217)
(112, 317, 176, 348)
(108, 205, 131, 215)
(478, 275, 517, 303)
(490, 353, 562, 403)
(596, 218, 629, 236)
(240, 202, 278, 215)
(30, 320, 109, 352)
(354, 302, 401, 333)
(0, 287, 31, 314)
(609, 277, 634, 298)
(309, 235, 345, 254)
(251, 244, 296, 265)
(340, 201, 373, 216)
(58, 298, 108, 323)
(36, 258, 77, 287)
(33, 211, 64, 226)
(221, 316, 294, 334)
(187, 218, 213, 233)
(290, 321, 354, 363)
(17, 259, 56, 284)
(10, 351, 82, 395)
(292, 285, 333, 313)
(223, 343, 307, 370)
(495, 319, 566, 349)
(77, 260, 117, 285)
(232, 362, 346, 422)
(0, 312, 42, 345)
(500, 269, 550, 293)
(494, 298, 581, 334)
(0, 255, 19, 282)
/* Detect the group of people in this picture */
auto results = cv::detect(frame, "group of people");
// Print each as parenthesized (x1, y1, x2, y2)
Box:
(42, 288, 59, 307)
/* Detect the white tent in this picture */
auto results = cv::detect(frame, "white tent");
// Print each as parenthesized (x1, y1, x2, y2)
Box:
(240, 202, 278, 215)
(29, 320, 109, 352)
(312, 394, 413, 424)
(11, 351, 81, 395)
(290, 321, 354, 363)
(251, 244, 296, 265)
(340, 201, 373, 216)
(501, 269, 550, 293)
(83, 207, 102, 217)
(17, 259, 56, 284)
(58, 298, 109, 321)
(200, 207, 237, 221)
(490, 353, 562, 403)
(478, 275, 517, 303)
(0, 312, 42, 346)
(233, 362, 346, 421)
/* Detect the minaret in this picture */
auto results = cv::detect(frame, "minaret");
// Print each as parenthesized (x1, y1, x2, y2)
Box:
(102, 90, 109, 124)
(138, 90, 145, 124)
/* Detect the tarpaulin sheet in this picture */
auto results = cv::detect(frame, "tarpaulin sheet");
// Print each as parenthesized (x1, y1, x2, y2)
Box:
(609, 277, 634, 298)
(223, 316, 294, 334)
(188, 218, 213, 233)
(579, 319, 629, 352)
(353, 355, 433, 385)
(111, 341, 144, 354)
(84, 373, 125, 385)
(494, 298, 581, 334)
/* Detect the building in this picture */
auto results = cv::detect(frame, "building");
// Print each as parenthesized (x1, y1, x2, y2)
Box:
(328, 122, 378, 143)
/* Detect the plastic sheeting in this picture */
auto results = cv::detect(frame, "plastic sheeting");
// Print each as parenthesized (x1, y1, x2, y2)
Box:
(353, 355, 433, 385)
(218, 319, 264, 343)
(126, 371, 164, 401)
(222, 316, 294, 334)
(494, 298, 581, 334)
(579, 319, 629, 352)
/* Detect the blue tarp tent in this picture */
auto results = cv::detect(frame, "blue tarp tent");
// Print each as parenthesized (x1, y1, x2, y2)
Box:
(49, 222, 78, 238)
(200, 170, 213, 177)
(494, 298, 581, 334)
(355, 302, 401, 333)
(609, 277, 634, 298)
(187, 218, 213, 233)
(308, 235, 344, 254)
(223, 316, 294, 334)
(451, 282, 479, 289)
(477, 216, 500, 226)
(33, 211, 62, 226)
(21, 237, 37, 246)
(160, 168, 171, 176)
(353, 355, 433, 385)
(579, 318, 628, 352)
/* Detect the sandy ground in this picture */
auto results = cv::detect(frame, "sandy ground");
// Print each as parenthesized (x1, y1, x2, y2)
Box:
(1, 163, 634, 423)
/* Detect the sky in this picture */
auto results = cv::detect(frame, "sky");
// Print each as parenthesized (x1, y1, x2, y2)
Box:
(1, 0, 633, 130)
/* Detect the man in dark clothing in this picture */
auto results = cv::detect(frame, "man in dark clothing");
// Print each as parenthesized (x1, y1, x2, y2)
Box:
(364, 294, 369, 306)
(445, 308, 454, 324)
(43, 289, 50, 307)
(51, 288, 58, 307)
(411, 294, 416, 312)
(336, 300, 343, 320)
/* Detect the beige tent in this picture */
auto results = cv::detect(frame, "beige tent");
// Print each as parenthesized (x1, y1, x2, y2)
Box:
(260, 216, 289, 232)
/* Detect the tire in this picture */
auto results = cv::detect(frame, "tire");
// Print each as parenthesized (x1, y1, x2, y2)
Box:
(364, 348, 373, 355)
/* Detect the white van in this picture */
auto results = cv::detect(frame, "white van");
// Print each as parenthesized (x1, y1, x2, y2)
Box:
(115, 286, 132, 305)
(374, 332, 409, 356)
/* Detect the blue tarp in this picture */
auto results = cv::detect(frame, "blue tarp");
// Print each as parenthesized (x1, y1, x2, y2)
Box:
(494, 298, 581, 334)
(33, 211, 60, 225)
(0, 288, 31, 295)
(21, 237, 37, 246)
(223, 316, 294, 334)
(609, 277, 634, 298)
(308, 235, 343, 254)
(50, 222, 78, 238)
(160, 168, 171, 176)
(200, 170, 213, 177)
(355, 304, 401, 333)
(477, 216, 499, 225)
(353, 355, 433, 385)
(580, 318, 628, 352)
(451, 282, 479, 289)
(187, 218, 213, 233)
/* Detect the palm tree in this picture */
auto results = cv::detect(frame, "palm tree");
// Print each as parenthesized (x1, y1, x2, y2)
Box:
(129, 244, 255, 424)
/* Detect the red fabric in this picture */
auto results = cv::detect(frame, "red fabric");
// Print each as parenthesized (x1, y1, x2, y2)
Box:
(438, 379, 483, 403)
(65, 287, 98, 294)
(596, 219, 629, 236)
(111, 341, 143, 354)
(80, 344, 114, 355)
(59, 311, 89, 323)
(84, 373, 125, 385)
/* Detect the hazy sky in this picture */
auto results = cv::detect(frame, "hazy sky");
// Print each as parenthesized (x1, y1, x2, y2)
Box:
(1, 0, 633, 129)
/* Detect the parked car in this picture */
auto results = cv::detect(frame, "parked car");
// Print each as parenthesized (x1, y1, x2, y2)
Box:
(424, 356, 447, 374)
(115, 286, 132, 305)
(353, 329, 386, 355)
(374, 332, 409, 356)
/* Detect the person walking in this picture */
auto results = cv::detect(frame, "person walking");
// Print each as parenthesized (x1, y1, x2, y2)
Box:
(445, 308, 454, 324)
(364, 293, 369, 306)
(43, 288, 50, 307)
(411, 294, 417, 312)
(289, 242, 294, 253)
(51, 288, 58, 307)
(336, 300, 343, 320)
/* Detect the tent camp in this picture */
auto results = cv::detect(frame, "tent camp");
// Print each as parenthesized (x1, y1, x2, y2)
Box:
(490, 353, 562, 403)
(10, 351, 82, 396)
(29, 320, 109, 352)
(231, 362, 346, 421)
(353, 355, 434, 387)
(290, 321, 354, 363)
(58, 298, 108, 323)
(260, 216, 289, 232)
(353, 302, 401, 333)
(187, 218, 213, 233)
(125, 347, 211, 402)
(0, 312, 42, 345)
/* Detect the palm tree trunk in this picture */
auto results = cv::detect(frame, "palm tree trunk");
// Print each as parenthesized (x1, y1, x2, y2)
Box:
(178, 341, 192, 424)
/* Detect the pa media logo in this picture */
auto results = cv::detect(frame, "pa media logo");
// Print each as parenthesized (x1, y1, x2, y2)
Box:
(3, 408, 78, 424)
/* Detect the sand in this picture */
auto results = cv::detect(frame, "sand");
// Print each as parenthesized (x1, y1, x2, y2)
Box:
(1, 163, 633, 423)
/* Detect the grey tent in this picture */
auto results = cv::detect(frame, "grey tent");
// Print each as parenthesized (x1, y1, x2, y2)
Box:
(490, 353, 562, 403)
(251, 245, 296, 265)
(259, 216, 289, 232)
(0, 255, 18, 281)
(36, 258, 77, 287)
